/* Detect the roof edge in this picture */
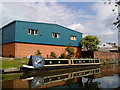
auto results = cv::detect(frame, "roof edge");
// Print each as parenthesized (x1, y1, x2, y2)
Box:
(1, 20, 83, 34)
(15, 20, 83, 34)
(1, 20, 16, 29)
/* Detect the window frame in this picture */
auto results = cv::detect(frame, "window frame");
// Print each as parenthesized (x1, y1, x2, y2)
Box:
(52, 32, 60, 38)
(28, 29, 38, 35)
(70, 35, 77, 40)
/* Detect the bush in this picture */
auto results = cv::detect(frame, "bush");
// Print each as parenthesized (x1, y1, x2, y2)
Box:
(50, 52, 57, 58)
(65, 46, 75, 59)
(59, 53, 66, 58)
(36, 50, 42, 56)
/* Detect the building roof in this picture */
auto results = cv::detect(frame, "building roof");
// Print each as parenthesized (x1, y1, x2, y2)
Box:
(1, 20, 82, 34)
(98, 42, 118, 52)
(98, 42, 113, 48)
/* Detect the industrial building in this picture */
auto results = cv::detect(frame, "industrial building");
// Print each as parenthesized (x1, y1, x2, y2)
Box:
(1, 20, 82, 58)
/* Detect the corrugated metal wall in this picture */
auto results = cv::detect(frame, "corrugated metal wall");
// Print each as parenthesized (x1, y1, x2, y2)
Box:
(15, 20, 82, 47)
(2, 22, 15, 44)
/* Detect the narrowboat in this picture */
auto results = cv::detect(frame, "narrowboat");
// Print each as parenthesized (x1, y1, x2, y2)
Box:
(20, 55, 100, 72)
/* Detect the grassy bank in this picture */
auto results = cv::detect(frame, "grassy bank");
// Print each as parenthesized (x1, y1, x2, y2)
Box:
(1, 58, 29, 69)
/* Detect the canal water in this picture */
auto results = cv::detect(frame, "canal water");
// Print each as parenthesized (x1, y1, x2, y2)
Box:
(2, 64, 120, 89)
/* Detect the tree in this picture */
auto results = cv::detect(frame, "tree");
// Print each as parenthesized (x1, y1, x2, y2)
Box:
(81, 35, 100, 51)
(50, 52, 57, 58)
(104, 0, 120, 48)
(112, 1, 120, 28)
(36, 49, 42, 56)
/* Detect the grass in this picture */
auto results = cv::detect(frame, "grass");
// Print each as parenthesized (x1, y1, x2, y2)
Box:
(1, 58, 29, 69)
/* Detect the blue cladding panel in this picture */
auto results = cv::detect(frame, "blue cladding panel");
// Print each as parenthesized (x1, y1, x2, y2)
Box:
(3, 20, 82, 47)
(2, 22, 15, 44)
(15, 21, 82, 47)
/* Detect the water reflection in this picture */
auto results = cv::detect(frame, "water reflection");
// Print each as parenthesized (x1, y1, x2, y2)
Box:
(82, 78, 100, 89)
(28, 77, 44, 88)
(2, 64, 120, 89)
(24, 68, 100, 88)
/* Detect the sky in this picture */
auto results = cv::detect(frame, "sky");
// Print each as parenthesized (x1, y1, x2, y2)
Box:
(0, 0, 119, 45)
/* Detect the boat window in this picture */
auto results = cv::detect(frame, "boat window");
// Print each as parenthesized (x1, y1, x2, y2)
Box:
(95, 60, 99, 63)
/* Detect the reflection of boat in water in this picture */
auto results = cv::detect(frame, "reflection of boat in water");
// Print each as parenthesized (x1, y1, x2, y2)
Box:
(3, 64, 120, 89)
(20, 55, 100, 72)
(21, 67, 100, 88)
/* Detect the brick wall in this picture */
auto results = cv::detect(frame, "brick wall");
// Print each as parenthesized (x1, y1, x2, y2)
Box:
(82, 51, 120, 63)
(2, 42, 81, 58)
(15, 42, 81, 58)
(2, 43, 15, 57)
(94, 51, 120, 63)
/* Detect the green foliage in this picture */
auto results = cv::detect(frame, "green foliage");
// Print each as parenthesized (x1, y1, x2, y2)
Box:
(81, 35, 100, 51)
(65, 46, 75, 59)
(36, 49, 42, 56)
(59, 53, 66, 58)
(50, 52, 57, 58)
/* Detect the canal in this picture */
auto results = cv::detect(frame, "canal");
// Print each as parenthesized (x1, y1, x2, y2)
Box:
(2, 64, 120, 89)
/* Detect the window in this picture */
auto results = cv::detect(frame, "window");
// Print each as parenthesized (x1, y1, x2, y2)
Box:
(70, 35, 77, 40)
(34, 30, 38, 35)
(28, 29, 38, 35)
(52, 33, 60, 38)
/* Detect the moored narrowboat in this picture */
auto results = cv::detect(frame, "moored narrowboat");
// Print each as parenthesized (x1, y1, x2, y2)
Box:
(20, 55, 100, 72)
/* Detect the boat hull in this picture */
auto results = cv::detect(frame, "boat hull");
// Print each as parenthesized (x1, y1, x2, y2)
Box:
(20, 56, 101, 72)
(20, 64, 100, 72)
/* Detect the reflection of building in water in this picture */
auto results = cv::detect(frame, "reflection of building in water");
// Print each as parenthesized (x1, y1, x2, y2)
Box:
(2, 68, 100, 88)
(2, 79, 29, 88)
(85, 64, 120, 79)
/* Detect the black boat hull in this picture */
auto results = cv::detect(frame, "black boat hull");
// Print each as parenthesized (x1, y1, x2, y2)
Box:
(20, 64, 100, 72)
